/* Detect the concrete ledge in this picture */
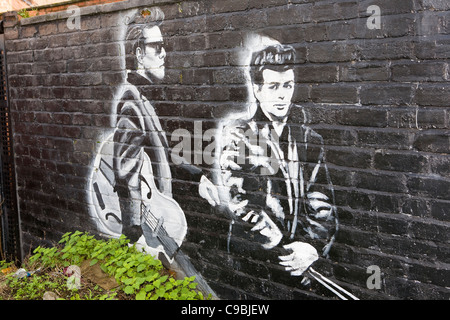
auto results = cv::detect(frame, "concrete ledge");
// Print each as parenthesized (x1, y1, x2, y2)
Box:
(19, 0, 178, 26)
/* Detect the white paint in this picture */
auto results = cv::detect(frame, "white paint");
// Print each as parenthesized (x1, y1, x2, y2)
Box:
(87, 8, 187, 265)
(66, 265, 81, 290)
(279, 242, 319, 276)
(66, 5, 81, 30)
(367, 265, 382, 289)
(366, 5, 381, 30)
(199, 33, 337, 281)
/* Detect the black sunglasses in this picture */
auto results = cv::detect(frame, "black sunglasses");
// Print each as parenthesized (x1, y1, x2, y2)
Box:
(144, 41, 164, 55)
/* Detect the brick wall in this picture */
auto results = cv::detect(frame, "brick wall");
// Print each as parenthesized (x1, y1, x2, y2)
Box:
(13, 0, 125, 18)
(2, 0, 449, 300)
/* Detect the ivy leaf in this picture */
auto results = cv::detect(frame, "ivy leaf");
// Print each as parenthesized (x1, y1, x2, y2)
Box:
(122, 278, 134, 285)
(124, 286, 135, 295)
(144, 284, 154, 292)
(165, 283, 173, 291)
(189, 282, 198, 289)
(137, 263, 146, 273)
(97, 253, 106, 260)
(149, 293, 158, 300)
(156, 287, 166, 297)
(168, 291, 178, 300)
(126, 268, 135, 278)
(146, 272, 158, 282)
(136, 289, 146, 300)
(135, 277, 146, 286)
(116, 267, 126, 278)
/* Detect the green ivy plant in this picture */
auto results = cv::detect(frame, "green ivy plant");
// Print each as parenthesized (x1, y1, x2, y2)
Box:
(0, 260, 13, 270)
(28, 231, 209, 300)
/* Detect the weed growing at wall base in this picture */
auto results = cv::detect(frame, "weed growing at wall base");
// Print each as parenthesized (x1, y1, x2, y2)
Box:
(0, 231, 209, 300)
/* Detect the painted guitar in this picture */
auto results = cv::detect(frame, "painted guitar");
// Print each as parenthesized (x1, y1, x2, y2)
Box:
(89, 135, 187, 264)
(139, 151, 187, 262)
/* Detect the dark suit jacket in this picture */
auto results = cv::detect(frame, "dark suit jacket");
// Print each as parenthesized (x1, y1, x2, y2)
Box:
(214, 105, 338, 258)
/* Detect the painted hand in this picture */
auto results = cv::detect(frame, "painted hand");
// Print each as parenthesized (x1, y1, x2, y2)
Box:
(279, 242, 319, 276)
(242, 211, 283, 249)
(199, 175, 220, 206)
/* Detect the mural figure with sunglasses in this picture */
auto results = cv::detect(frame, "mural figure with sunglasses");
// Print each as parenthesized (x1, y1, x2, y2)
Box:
(89, 8, 186, 268)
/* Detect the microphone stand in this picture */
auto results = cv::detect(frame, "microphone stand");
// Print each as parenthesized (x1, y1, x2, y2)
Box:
(307, 267, 359, 300)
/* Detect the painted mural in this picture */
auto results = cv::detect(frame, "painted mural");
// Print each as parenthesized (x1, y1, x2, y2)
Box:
(198, 34, 358, 299)
(87, 7, 355, 299)
(201, 34, 339, 272)
(87, 7, 187, 268)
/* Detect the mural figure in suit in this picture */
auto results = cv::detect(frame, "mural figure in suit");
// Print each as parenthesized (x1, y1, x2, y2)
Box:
(201, 35, 339, 279)
(88, 8, 186, 267)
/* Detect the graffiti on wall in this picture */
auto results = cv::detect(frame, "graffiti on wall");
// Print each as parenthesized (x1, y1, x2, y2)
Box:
(196, 34, 359, 298)
(86, 7, 355, 299)
(87, 7, 187, 268)
(201, 34, 339, 272)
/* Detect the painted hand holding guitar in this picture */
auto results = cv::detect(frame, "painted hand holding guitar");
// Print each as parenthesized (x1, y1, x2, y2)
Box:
(90, 137, 187, 266)
(139, 152, 187, 263)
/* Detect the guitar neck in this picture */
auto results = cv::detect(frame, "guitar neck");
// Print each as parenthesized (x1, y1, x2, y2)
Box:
(140, 203, 180, 258)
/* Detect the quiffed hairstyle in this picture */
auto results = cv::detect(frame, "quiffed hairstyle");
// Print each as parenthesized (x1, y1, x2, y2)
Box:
(249, 44, 296, 86)
(124, 7, 165, 70)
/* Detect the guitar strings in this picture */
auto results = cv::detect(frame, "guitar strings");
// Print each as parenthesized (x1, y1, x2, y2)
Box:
(141, 204, 179, 256)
